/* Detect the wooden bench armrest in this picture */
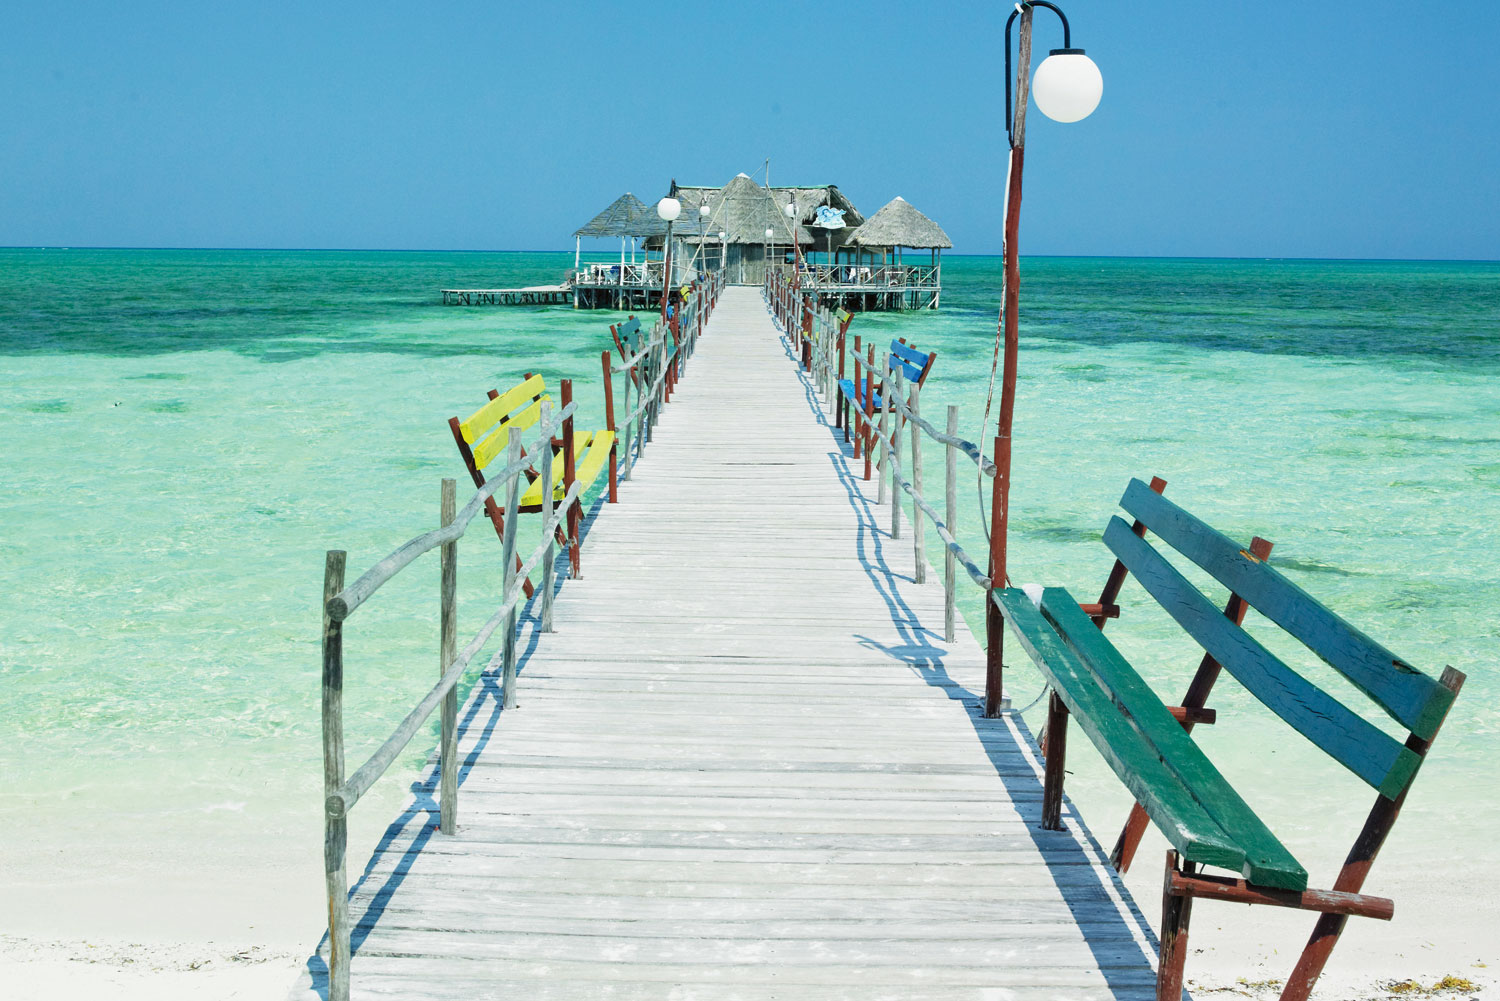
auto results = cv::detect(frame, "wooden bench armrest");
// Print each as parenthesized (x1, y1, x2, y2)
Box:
(1168, 706, 1216, 726)
(1169, 867, 1393, 920)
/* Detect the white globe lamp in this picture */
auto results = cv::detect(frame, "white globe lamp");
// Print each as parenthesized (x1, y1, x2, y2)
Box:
(656, 197, 682, 222)
(1031, 49, 1102, 123)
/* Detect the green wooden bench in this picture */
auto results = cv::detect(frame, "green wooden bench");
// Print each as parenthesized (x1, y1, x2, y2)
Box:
(993, 477, 1464, 1001)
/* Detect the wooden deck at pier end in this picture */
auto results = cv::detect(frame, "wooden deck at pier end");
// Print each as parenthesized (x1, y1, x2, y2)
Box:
(289, 286, 1162, 1000)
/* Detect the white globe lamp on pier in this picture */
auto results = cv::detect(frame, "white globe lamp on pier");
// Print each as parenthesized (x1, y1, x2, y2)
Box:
(1032, 49, 1102, 123)
(657, 197, 681, 317)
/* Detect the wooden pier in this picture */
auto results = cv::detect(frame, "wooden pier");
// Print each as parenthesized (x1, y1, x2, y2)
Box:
(292, 286, 1159, 1000)
(442, 285, 572, 306)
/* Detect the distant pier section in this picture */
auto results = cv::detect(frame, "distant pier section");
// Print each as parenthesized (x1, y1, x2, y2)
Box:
(441, 285, 571, 306)
(441, 173, 952, 311)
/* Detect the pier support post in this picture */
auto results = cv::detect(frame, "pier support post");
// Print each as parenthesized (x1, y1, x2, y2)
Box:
(887, 364, 903, 535)
(562, 379, 580, 579)
(438, 480, 458, 834)
(944, 406, 958, 642)
(910, 382, 924, 582)
(500, 437, 522, 709)
(540, 402, 556, 633)
(601, 350, 618, 502)
(1041, 692, 1069, 829)
(320, 549, 350, 1001)
(985, 431, 1010, 717)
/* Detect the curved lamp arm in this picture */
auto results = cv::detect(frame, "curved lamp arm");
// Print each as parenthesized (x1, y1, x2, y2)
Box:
(1004, 0, 1077, 147)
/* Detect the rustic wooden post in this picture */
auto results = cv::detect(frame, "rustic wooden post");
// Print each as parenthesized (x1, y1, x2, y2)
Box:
(1157, 852, 1195, 1001)
(984, 431, 1009, 717)
(562, 378, 580, 579)
(601, 351, 618, 502)
(438, 479, 458, 835)
(943, 406, 958, 642)
(1041, 692, 1069, 830)
(863, 343, 876, 480)
(886, 364, 902, 534)
(879, 356, 896, 509)
(499, 437, 522, 710)
(909, 382, 924, 583)
(539, 402, 556, 633)
(320, 549, 350, 1001)
(620, 349, 634, 482)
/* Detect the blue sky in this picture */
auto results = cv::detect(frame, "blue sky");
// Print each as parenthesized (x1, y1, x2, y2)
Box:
(3, 2, 1497, 258)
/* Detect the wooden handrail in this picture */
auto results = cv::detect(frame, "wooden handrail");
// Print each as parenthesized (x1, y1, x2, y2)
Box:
(326, 402, 576, 622)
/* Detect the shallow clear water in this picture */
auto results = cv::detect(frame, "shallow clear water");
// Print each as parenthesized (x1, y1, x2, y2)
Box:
(1, 249, 1496, 938)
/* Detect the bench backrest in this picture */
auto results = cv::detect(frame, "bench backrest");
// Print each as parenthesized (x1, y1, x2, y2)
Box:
(610, 316, 642, 362)
(1105, 478, 1456, 801)
(450, 373, 549, 478)
(888, 339, 936, 387)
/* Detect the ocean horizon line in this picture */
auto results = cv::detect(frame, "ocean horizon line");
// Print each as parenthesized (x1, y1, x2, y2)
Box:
(3, 245, 1498, 266)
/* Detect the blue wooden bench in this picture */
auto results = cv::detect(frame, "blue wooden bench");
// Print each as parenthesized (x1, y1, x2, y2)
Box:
(836, 338, 936, 481)
(993, 477, 1463, 1001)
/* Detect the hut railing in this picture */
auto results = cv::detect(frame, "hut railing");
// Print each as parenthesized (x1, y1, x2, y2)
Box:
(773, 262, 941, 290)
(319, 267, 722, 1001)
(571, 260, 667, 288)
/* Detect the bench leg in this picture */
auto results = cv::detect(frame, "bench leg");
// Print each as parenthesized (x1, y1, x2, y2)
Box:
(1158, 850, 1195, 1001)
(1041, 692, 1068, 830)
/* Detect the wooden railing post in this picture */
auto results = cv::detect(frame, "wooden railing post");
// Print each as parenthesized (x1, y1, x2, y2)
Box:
(562, 378, 580, 578)
(985, 433, 1009, 717)
(620, 349, 634, 482)
(438, 480, 458, 835)
(321, 549, 350, 1001)
(879, 356, 895, 509)
(943, 405, 958, 643)
(499, 437, 522, 710)
(539, 401, 556, 633)
(863, 344, 876, 480)
(1041, 692, 1069, 829)
(601, 350, 618, 503)
(909, 382, 924, 583)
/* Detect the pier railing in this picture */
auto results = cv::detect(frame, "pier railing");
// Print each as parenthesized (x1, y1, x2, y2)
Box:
(765, 273, 1018, 713)
(316, 268, 721, 1001)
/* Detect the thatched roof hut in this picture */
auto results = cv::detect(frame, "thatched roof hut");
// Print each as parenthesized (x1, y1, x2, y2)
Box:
(670, 174, 864, 247)
(573, 193, 652, 239)
(849, 197, 952, 250)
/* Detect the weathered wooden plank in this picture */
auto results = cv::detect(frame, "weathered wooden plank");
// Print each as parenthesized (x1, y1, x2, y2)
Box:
(1103, 516, 1422, 798)
(1118, 477, 1453, 739)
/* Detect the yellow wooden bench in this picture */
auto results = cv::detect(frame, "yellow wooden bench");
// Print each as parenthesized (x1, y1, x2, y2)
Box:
(448, 374, 616, 579)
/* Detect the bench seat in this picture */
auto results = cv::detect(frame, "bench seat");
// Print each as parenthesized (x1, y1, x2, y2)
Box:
(519, 430, 615, 507)
(994, 585, 1307, 890)
(835, 376, 882, 412)
(989, 476, 1463, 1001)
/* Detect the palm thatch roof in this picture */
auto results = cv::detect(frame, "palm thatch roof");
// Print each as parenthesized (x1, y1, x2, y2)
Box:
(572, 193, 652, 239)
(670, 175, 865, 246)
(849, 197, 952, 249)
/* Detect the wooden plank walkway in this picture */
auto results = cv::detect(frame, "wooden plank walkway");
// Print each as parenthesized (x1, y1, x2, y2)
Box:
(290, 286, 1160, 1000)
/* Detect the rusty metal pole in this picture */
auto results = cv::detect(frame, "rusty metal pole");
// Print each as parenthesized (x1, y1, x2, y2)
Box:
(985, 4, 1033, 718)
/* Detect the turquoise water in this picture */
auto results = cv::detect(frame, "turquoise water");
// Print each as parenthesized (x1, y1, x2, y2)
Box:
(1, 249, 1496, 940)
